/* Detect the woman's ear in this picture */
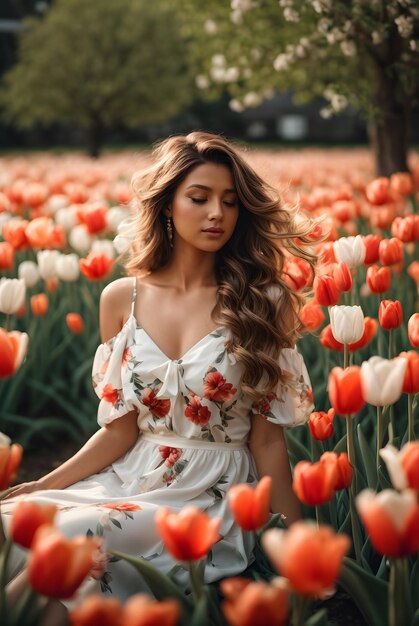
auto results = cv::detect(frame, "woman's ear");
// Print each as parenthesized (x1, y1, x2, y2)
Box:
(164, 206, 172, 217)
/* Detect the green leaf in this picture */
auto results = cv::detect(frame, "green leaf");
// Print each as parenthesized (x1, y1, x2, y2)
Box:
(339, 557, 388, 626)
(356, 423, 377, 489)
(412, 608, 419, 626)
(411, 559, 419, 611)
(189, 591, 208, 626)
(304, 608, 330, 626)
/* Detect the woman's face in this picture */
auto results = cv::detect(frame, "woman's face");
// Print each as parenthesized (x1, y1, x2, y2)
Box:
(168, 162, 239, 253)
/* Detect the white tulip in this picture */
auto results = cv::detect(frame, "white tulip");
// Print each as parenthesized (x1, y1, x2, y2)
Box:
(45, 194, 69, 215)
(360, 356, 407, 407)
(356, 488, 417, 528)
(0, 212, 13, 232)
(55, 207, 77, 232)
(18, 260, 40, 288)
(107, 206, 130, 233)
(0, 278, 26, 314)
(329, 305, 364, 344)
(56, 253, 80, 282)
(333, 235, 366, 267)
(379, 444, 407, 491)
(68, 225, 92, 254)
(0, 432, 12, 446)
(113, 234, 131, 254)
(37, 250, 60, 280)
(92, 239, 115, 259)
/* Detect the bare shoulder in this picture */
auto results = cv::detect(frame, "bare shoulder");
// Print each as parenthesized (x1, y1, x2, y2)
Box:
(100, 277, 135, 342)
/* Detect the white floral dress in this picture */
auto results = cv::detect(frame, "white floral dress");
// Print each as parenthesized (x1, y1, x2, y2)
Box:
(3, 279, 313, 600)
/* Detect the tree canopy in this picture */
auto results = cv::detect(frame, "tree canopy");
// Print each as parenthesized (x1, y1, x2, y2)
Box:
(0, 0, 195, 155)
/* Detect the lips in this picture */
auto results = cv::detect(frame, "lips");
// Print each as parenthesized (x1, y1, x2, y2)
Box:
(203, 228, 224, 233)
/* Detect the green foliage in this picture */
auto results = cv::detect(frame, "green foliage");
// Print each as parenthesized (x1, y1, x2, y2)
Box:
(0, 0, 194, 133)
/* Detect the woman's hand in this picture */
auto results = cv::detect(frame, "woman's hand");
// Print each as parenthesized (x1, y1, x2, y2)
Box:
(2, 481, 42, 500)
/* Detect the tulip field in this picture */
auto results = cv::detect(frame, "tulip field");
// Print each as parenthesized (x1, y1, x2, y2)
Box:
(0, 146, 418, 626)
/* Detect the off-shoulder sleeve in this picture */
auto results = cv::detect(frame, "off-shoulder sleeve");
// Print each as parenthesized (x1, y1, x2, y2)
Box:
(92, 330, 135, 427)
(250, 348, 314, 428)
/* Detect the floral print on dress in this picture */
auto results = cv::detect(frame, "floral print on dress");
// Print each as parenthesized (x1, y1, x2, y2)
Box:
(159, 446, 183, 467)
(203, 368, 237, 402)
(184, 392, 211, 426)
(251, 392, 279, 421)
(141, 388, 171, 418)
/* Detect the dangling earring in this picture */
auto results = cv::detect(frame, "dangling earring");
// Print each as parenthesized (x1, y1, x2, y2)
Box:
(166, 215, 173, 248)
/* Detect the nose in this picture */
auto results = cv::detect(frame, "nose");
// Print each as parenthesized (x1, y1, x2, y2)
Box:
(208, 199, 223, 221)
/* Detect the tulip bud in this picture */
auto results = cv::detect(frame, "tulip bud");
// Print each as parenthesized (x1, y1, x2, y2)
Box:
(37, 250, 60, 280)
(365, 177, 391, 205)
(379, 237, 403, 266)
(408, 313, 419, 347)
(366, 265, 391, 294)
(56, 253, 80, 282)
(11, 501, 57, 549)
(0, 278, 26, 314)
(380, 442, 419, 492)
(66, 313, 85, 334)
(308, 409, 335, 440)
(328, 366, 365, 415)
(107, 206, 130, 232)
(360, 356, 407, 407)
(55, 207, 77, 232)
(0, 431, 23, 488)
(92, 239, 116, 260)
(31, 293, 49, 317)
(25, 216, 55, 249)
(362, 234, 382, 265)
(0, 241, 15, 270)
(390, 172, 414, 196)
(333, 235, 366, 267)
(299, 302, 325, 331)
(332, 261, 352, 292)
(397, 351, 419, 395)
(313, 275, 340, 307)
(407, 261, 419, 285)
(228, 476, 272, 531)
(68, 225, 93, 254)
(18, 260, 40, 288)
(320, 451, 353, 490)
(79, 252, 113, 281)
(329, 305, 364, 345)
(378, 300, 403, 330)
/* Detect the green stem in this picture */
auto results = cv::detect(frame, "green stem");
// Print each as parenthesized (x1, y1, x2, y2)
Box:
(187, 561, 204, 603)
(0, 537, 12, 622)
(389, 558, 411, 626)
(344, 343, 349, 369)
(291, 594, 310, 626)
(315, 506, 321, 528)
(408, 394, 414, 442)
(377, 405, 383, 474)
(345, 415, 355, 469)
(4, 314, 11, 332)
(345, 415, 361, 562)
(388, 328, 394, 360)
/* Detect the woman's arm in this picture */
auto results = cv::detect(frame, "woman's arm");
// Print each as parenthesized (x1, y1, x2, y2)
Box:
(248, 415, 302, 526)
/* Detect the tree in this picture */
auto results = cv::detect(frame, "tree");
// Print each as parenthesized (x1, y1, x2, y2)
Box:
(180, 0, 419, 176)
(0, 0, 195, 156)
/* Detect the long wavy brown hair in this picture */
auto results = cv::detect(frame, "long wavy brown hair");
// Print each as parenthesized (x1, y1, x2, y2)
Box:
(126, 131, 318, 400)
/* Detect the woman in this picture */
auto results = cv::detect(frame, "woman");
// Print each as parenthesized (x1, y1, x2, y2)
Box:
(3, 131, 315, 607)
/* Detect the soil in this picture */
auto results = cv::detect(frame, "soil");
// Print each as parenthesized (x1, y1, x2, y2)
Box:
(16, 444, 368, 626)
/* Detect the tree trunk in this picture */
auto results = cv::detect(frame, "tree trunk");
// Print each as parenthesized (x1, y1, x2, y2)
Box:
(87, 118, 104, 158)
(368, 69, 410, 177)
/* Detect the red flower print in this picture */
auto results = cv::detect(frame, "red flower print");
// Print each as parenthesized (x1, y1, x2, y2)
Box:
(102, 502, 142, 512)
(142, 388, 171, 418)
(122, 347, 131, 367)
(185, 392, 211, 426)
(252, 392, 277, 419)
(159, 446, 182, 468)
(203, 370, 237, 403)
(101, 384, 119, 405)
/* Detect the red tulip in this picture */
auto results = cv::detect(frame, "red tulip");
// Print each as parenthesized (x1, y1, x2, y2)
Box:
(155, 506, 221, 561)
(299, 302, 325, 331)
(320, 452, 353, 490)
(313, 275, 340, 306)
(366, 265, 391, 294)
(407, 261, 419, 285)
(228, 476, 272, 531)
(400, 443, 419, 492)
(22, 182, 48, 208)
(308, 409, 335, 441)
(391, 215, 419, 243)
(30, 293, 49, 317)
(28, 526, 98, 598)
(332, 261, 352, 292)
(220, 577, 289, 626)
(283, 257, 313, 290)
(365, 177, 391, 205)
(80, 252, 113, 281)
(319, 325, 344, 352)
(0, 241, 15, 270)
(122, 594, 180, 626)
(379, 237, 403, 266)
(408, 313, 419, 347)
(0, 328, 28, 379)
(378, 300, 403, 330)
(397, 351, 419, 394)
(25, 216, 55, 249)
(390, 172, 414, 196)
(0, 434, 23, 490)
(77, 204, 108, 235)
(10, 501, 57, 549)
(262, 522, 350, 597)
(66, 313, 85, 334)
(2, 218, 29, 250)
(328, 366, 365, 415)
(69, 596, 121, 626)
(356, 489, 419, 557)
(293, 460, 336, 506)
(348, 317, 378, 352)
(362, 234, 382, 265)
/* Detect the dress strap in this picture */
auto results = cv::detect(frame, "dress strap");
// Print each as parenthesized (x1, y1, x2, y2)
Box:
(131, 277, 137, 316)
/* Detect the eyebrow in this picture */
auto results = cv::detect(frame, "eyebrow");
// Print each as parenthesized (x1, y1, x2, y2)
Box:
(186, 184, 237, 194)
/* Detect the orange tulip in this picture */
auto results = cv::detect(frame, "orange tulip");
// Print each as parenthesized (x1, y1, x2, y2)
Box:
(45, 278, 59, 293)
(283, 257, 313, 290)
(155, 506, 221, 562)
(391, 215, 419, 243)
(356, 489, 419, 557)
(366, 265, 391, 294)
(25, 216, 55, 249)
(365, 177, 391, 205)
(299, 302, 325, 331)
(378, 299, 403, 330)
(228, 476, 272, 531)
(407, 261, 419, 285)
(31, 293, 49, 316)
(69, 595, 121, 626)
(77, 204, 108, 235)
(332, 261, 352, 292)
(0, 433, 23, 490)
(10, 501, 57, 549)
(319, 324, 344, 352)
(0, 241, 15, 270)
(220, 577, 289, 626)
(50, 224, 67, 249)
(27, 526, 98, 599)
(400, 443, 419, 492)
(379, 237, 403, 266)
(262, 522, 350, 597)
(293, 460, 336, 506)
(348, 317, 378, 352)
(318, 241, 336, 264)
(22, 182, 48, 208)
(408, 313, 419, 347)
(308, 409, 335, 441)
(328, 366, 365, 415)
(320, 452, 353, 490)
(390, 172, 414, 196)
(2, 218, 29, 250)
(362, 234, 382, 265)
(66, 313, 85, 334)
(80, 252, 113, 281)
(0, 328, 28, 379)
(122, 593, 180, 626)
(397, 351, 419, 394)
(313, 275, 340, 306)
